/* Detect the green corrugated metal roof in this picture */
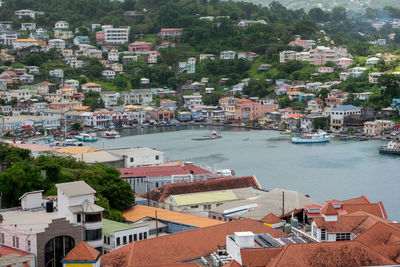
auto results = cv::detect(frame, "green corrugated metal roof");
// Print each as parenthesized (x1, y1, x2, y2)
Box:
(171, 190, 239, 206)
(102, 219, 137, 235)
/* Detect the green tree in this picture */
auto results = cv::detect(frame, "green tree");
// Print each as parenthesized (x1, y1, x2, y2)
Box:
(83, 91, 105, 111)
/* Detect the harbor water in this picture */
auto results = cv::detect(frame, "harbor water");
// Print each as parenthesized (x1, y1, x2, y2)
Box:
(90, 126, 400, 221)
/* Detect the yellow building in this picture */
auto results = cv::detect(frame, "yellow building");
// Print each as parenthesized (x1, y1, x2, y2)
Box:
(62, 241, 100, 267)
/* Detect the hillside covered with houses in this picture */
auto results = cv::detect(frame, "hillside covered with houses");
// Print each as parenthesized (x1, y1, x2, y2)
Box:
(0, 0, 400, 136)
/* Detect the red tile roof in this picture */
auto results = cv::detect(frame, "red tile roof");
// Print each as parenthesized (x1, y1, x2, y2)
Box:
(267, 241, 397, 267)
(342, 195, 371, 204)
(141, 176, 260, 202)
(355, 221, 400, 246)
(119, 164, 210, 179)
(241, 247, 283, 266)
(342, 202, 387, 219)
(101, 219, 286, 267)
(62, 241, 100, 262)
(313, 211, 392, 235)
(321, 203, 339, 216)
(261, 213, 283, 224)
(368, 244, 400, 264)
(0, 245, 30, 256)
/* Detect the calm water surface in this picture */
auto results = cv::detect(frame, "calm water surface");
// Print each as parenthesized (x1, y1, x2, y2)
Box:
(91, 126, 400, 221)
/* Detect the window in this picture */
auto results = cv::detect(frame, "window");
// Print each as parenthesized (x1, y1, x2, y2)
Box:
(312, 225, 317, 238)
(336, 233, 351, 241)
(130, 157, 134, 162)
(85, 213, 101, 223)
(0, 233, 4, 244)
(155, 155, 159, 160)
(139, 233, 143, 240)
(203, 204, 211, 211)
(85, 229, 102, 241)
(144, 232, 147, 239)
(134, 234, 137, 241)
(212, 216, 216, 219)
(123, 236, 127, 245)
(321, 229, 326, 241)
(104, 236, 107, 243)
(129, 235, 133, 243)
(77, 214, 81, 223)
(107, 237, 110, 245)
(116, 237, 121, 246)
(13, 236, 15, 247)
(45, 236, 74, 267)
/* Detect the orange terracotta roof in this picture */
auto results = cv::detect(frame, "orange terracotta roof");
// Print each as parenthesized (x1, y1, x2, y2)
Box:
(222, 260, 241, 267)
(261, 213, 283, 224)
(241, 247, 283, 266)
(342, 202, 387, 219)
(142, 176, 260, 202)
(368, 244, 400, 264)
(62, 241, 100, 262)
(267, 240, 397, 267)
(355, 221, 400, 246)
(342, 195, 371, 204)
(101, 219, 286, 267)
(123, 204, 224, 228)
(82, 82, 101, 86)
(321, 203, 339, 216)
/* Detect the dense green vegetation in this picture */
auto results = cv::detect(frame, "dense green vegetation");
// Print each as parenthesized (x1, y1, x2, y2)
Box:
(0, 143, 134, 221)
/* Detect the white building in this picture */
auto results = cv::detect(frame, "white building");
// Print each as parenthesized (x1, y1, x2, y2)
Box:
(48, 39, 66, 50)
(220, 51, 236, 60)
(55, 21, 69, 29)
(354, 92, 373, 102)
(13, 39, 39, 49)
(82, 82, 102, 93)
(330, 105, 361, 132)
(369, 72, 382, 84)
(366, 57, 379, 66)
(15, 9, 37, 19)
(19, 74, 34, 84)
(69, 60, 84, 69)
(64, 79, 80, 88)
(21, 23, 36, 31)
(101, 91, 119, 106)
(183, 93, 203, 109)
(104, 27, 130, 44)
(279, 50, 297, 63)
(121, 89, 153, 105)
(10, 89, 33, 101)
(102, 219, 149, 254)
(49, 69, 64, 78)
(56, 181, 104, 250)
(107, 147, 164, 168)
(102, 70, 115, 80)
(108, 51, 119, 61)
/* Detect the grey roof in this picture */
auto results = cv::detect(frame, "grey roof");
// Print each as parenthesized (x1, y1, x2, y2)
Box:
(19, 190, 43, 200)
(56, 181, 96, 197)
(107, 147, 162, 156)
(211, 188, 317, 220)
(70, 150, 122, 164)
(68, 199, 104, 214)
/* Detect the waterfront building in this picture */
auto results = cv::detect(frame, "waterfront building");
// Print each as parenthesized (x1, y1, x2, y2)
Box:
(329, 105, 361, 132)
(183, 93, 203, 109)
(363, 120, 394, 136)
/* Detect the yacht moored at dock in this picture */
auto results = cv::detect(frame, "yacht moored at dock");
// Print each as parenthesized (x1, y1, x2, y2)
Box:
(292, 131, 331, 144)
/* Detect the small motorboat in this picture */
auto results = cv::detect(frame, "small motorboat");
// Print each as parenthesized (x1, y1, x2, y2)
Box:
(210, 130, 219, 139)
(100, 130, 121, 139)
(280, 130, 292, 135)
(292, 131, 331, 144)
(75, 133, 98, 142)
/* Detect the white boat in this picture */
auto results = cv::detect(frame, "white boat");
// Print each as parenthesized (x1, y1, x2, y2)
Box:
(75, 133, 98, 142)
(380, 141, 400, 155)
(280, 130, 292, 135)
(292, 131, 331, 144)
(210, 130, 219, 139)
(101, 130, 121, 139)
(63, 139, 83, 146)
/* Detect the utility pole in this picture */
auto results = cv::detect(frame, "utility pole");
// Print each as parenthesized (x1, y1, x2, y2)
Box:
(282, 191, 285, 216)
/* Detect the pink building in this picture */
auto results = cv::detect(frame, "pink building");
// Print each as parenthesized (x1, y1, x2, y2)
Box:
(334, 57, 353, 69)
(96, 31, 105, 44)
(234, 99, 272, 121)
(128, 41, 152, 52)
